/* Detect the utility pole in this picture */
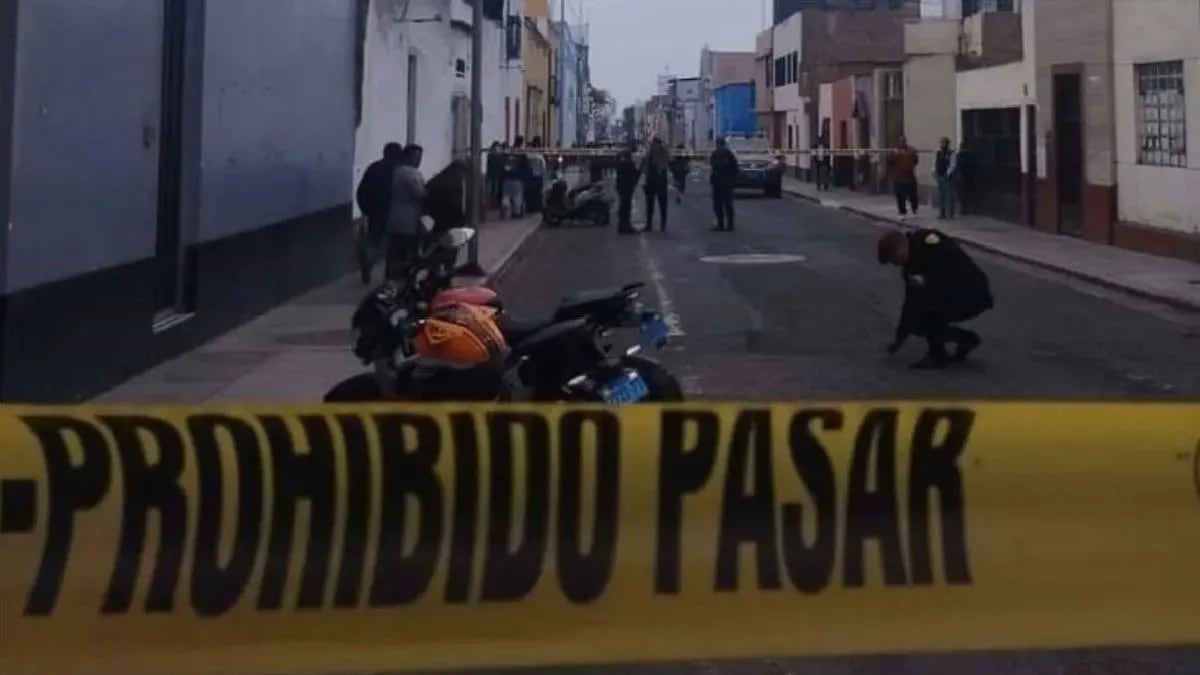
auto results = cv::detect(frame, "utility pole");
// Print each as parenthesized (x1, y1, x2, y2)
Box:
(461, 0, 485, 276)
(558, 0, 565, 146)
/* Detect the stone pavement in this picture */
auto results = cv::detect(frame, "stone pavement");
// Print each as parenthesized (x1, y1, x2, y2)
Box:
(781, 176, 1200, 312)
(95, 215, 541, 404)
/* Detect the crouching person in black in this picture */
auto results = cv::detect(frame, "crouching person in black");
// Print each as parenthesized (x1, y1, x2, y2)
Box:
(878, 228, 994, 369)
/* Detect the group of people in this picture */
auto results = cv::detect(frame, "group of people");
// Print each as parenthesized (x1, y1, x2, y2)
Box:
(355, 142, 467, 285)
(486, 136, 551, 219)
(886, 135, 977, 220)
(611, 136, 741, 234)
(355, 143, 426, 285)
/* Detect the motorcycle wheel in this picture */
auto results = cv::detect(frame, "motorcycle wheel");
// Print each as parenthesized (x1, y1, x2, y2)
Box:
(623, 355, 685, 401)
(323, 373, 384, 402)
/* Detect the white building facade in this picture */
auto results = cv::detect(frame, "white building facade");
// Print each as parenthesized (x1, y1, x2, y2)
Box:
(354, 0, 521, 218)
(1111, 0, 1200, 244)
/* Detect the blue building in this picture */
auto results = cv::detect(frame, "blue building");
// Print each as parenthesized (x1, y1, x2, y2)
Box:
(714, 81, 757, 139)
(0, 1, 357, 401)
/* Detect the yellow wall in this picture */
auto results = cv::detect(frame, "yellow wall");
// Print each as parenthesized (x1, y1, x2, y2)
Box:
(523, 31, 550, 142)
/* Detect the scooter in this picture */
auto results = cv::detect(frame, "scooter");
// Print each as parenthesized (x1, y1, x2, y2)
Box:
(542, 179, 612, 228)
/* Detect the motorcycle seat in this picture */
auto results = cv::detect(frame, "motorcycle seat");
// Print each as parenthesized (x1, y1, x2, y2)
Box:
(497, 314, 550, 346)
(554, 283, 645, 322)
(508, 318, 589, 359)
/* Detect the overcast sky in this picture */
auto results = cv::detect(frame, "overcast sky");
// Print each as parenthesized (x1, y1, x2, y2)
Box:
(576, 0, 948, 108)
(580, 0, 767, 108)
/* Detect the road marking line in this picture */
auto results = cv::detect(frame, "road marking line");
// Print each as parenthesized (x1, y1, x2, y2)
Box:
(638, 235, 686, 338)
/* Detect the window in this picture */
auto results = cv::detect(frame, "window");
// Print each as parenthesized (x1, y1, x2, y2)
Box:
(1136, 61, 1187, 167)
(789, 52, 798, 83)
(775, 56, 786, 87)
(765, 58, 773, 87)
(455, 58, 466, 78)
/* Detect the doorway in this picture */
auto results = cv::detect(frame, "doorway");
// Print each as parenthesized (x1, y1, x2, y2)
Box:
(1053, 72, 1083, 236)
(152, 0, 190, 329)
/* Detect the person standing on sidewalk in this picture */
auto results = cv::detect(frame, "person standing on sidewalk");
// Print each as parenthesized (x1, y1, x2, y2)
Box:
(385, 144, 427, 281)
(501, 136, 528, 219)
(354, 142, 403, 285)
(955, 139, 977, 216)
(670, 144, 690, 204)
(813, 137, 833, 191)
(878, 228, 993, 369)
(887, 135, 920, 218)
(709, 137, 739, 231)
(934, 137, 957, 220)
(641, 137, 671, 231)
(615, 148, 641, 235)
(526, 137, 547, 214)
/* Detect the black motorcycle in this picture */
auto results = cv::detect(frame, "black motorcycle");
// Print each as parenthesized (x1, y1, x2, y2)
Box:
(325, 232, 682, 403)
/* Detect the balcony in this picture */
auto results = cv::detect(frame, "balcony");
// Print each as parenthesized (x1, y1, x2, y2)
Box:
(905, 18, 959, 57)
(958, 6, 1023, 69)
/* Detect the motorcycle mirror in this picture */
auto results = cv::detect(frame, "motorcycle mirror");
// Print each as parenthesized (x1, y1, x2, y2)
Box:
(439, 227, 476, 249)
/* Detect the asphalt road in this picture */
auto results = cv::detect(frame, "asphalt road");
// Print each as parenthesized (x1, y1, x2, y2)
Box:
(496, 179, 1200, 400)
(477, 180, 1200, 675)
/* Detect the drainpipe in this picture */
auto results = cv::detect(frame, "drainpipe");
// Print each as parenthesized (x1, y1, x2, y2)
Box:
(462, 0, 485, 274)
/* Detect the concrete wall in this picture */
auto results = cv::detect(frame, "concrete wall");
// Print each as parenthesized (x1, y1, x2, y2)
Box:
(1112, 0, 1200, 236)
(353, 0, 453, 218)
(1034, 0, 1115, 187)
(8, 0, 357, 289)
(904, 54, 957, 189)
(905, 18, 959, 57)
(6, 0, 166, 292)
(201, 0, 356, 242)
(0, 0, 21, 294)
(773, 12, 804, 114)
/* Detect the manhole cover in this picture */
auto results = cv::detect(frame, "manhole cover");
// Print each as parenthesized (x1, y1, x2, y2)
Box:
(275, 329, 354, 347)
(700, 253, 807, 265)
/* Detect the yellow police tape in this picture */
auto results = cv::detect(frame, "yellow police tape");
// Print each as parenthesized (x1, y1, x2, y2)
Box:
(1, 402, 1198, 674)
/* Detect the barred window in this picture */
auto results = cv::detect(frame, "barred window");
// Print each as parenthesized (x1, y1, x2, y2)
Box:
(1136, 61, 1187, 168)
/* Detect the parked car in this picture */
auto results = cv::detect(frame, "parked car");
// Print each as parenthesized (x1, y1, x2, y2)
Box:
(734, 153, 785, 198)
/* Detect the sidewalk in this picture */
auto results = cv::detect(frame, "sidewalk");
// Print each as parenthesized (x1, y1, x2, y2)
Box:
(95, 215, 542, 404)
(782, 176, 1200, 312)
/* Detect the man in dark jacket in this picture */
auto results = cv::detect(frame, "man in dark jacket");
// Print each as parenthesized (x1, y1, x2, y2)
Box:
(355, 142, 403, 284)
(878, 228, 994, 369)
(615, 148, 641, 235)
(423, 159, 467, 235)
(709, 137, 739, 231)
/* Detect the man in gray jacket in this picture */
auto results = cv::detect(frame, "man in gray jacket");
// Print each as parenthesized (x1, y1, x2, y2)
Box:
(386, 144, 426, 280)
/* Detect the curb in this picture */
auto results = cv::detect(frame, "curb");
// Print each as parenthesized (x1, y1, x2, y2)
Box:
(481, 218, 542, 288)
(783, 187, 1200, 314)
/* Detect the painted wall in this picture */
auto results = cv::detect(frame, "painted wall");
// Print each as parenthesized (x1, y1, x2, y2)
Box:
(353, 0, 453, 219)
(557, 23, 582, 146)
(200, 0, 356, 242)
(903, 54, 957, 189)
(7, 0, 359, 292)
(6, 0, 166, 292)
(354, 0, 516, 218)
(714, 83, 757, 139)
(957, 60, 1034, 173)
(772, 12, 804, 114)
(1112, 0, 1200, 236)
(1034, 0, 1115, 187)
